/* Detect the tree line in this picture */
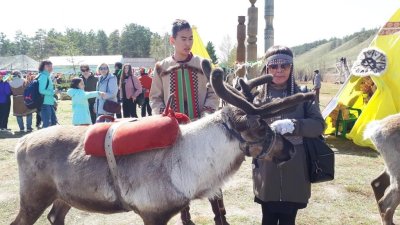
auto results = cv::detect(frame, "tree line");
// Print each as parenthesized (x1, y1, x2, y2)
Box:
(0, 24, 184, 61)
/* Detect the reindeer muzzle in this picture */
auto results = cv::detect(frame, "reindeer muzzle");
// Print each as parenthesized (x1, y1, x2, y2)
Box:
(222, 122, 276, 160)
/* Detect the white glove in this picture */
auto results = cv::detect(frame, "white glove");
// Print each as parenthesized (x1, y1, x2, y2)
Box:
(270, 119, 295, 135)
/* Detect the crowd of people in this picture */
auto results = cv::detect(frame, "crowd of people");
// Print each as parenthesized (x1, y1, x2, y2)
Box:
(0, 19, 325, 225)
(0, 61, 154, 131)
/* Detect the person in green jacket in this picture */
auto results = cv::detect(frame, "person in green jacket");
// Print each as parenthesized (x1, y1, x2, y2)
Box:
(67, 77, 105, 126)
(38, 60, 57, 128)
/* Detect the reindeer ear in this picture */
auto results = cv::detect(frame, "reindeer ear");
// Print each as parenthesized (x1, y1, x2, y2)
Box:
(201, 59, 212, 82)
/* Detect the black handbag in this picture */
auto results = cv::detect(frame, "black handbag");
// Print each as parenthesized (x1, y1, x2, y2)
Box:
(103, 99, 121, 114)
(303, 136, 335, 183)
(303, 102, 335, 183)
(130, 76, 145, 106)
(136, 90, 145, 106)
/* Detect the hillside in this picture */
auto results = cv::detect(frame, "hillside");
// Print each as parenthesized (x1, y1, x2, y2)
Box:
(292, 28, 378, 81)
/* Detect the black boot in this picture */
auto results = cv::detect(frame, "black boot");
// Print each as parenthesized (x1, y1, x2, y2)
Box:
(178, 205, 195, 225)
(209, 195, 230, 225)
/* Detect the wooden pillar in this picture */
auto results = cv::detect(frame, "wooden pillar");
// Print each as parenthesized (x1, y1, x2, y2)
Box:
(247, 0, 258, 79)
(237, 16, 246, 64)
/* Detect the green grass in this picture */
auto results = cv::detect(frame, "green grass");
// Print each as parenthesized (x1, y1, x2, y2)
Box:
(1, 83, 398, 224)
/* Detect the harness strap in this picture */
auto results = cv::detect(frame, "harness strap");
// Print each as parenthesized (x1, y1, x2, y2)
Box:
(222, 122, 276, 159)
(256, 131, 276, 159)
(104, 118, 137, 211)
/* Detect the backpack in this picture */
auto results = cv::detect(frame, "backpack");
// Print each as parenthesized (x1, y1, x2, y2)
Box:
(24, 76, 49, 109)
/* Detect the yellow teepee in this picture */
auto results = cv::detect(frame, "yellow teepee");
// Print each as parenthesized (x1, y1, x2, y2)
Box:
(323, 8, 400, 149)
(191, 26, 211, 61)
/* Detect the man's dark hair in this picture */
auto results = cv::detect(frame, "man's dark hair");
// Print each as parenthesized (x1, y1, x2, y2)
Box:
(115, 62, 123, 70)
(38, 60, 53, 72)
(172, 19, 191, 38)
(314, 69, 319, 73)
(70, 77, 83, 89)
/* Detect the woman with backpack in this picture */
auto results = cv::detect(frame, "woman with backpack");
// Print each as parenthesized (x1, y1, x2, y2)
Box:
(26, 73, 42, 129)
(9, 71, 36, 132)
(38, 60, 57, 128)
(119, 64, 142, 118)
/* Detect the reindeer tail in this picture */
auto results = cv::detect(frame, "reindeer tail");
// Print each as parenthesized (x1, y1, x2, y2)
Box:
(363, 120, 382, 141)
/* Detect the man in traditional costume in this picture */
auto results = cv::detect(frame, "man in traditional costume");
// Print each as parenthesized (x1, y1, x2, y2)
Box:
(150, 19, 229, 225)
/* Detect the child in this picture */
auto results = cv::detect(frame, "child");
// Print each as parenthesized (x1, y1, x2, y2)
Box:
(67, 77, 105, 125)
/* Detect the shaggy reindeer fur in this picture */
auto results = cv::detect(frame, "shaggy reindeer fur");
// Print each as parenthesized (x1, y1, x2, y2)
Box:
(365, 113, 400, 225)
(11, 61, 315, 225)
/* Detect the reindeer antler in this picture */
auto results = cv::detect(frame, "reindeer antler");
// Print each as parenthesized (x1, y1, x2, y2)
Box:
(238, 75, 273, 102)
(210, 66, 315, 119)
(211, 68, 258, 114)
(201, 59, 212, 82)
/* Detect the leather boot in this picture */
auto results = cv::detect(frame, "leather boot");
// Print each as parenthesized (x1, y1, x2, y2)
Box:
(209, 195, 230, 225)
(177, 205, 195, 225)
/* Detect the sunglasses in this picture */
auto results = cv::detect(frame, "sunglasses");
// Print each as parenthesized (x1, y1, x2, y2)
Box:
(99, 67, 108, 71)
(80, 69, 89, 72)
(268, 64, 292, 70)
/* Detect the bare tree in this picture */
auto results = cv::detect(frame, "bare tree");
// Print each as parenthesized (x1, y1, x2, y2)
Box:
(219, 35, 233, 66)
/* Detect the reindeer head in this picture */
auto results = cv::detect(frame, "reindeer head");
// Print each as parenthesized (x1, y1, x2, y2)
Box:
(202, 60, 315, 164)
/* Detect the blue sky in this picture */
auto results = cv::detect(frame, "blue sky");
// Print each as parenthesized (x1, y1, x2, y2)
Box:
(1, 0, 399, 57)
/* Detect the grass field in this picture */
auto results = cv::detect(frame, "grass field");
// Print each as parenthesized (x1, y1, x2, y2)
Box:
(0, 82, 397, 225)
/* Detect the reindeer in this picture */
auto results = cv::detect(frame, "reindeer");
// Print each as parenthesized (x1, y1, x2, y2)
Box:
(11, 60, 315, 225)
(364, 113, 400, 225)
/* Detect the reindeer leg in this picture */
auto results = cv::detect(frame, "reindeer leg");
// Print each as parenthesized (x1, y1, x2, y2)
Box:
(378, 181, 400, 225)
(11, 184, 56, 225)
(141, 206, 184, 225)
(372, 170, 391, 205)
(47, 199, 71, 225)
(142, 216, 169, 225)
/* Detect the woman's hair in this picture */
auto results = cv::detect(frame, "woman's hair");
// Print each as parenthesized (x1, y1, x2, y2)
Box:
(38, 60, 52, 72)
(97, 63, 109, 74)
(80, 64, 90, 72)
(26, 73, 35, 83)
(115, 62, 123, 70)
(12, 70, 22, 78)
(120, 64, 133, 89)
(261, 45, 298, 95)
(172, 19, 191, 38)
(70, 77, 83, 89)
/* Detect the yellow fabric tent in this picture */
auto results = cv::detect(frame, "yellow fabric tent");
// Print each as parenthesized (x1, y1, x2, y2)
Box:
(191, 26, 211, 60)
(323, 9, 400, 149)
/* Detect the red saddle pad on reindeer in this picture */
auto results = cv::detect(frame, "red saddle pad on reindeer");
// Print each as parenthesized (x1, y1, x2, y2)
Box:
(84, 111, 190, 157)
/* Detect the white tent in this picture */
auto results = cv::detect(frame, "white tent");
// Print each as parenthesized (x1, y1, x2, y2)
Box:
(0, 55, 39, 71)
(122, 58, 156, 68)
(48, 55, 123, 74)
(48, 55, 123, 67)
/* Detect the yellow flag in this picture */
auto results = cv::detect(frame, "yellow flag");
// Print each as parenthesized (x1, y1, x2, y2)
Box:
(191, 26, 212, 61)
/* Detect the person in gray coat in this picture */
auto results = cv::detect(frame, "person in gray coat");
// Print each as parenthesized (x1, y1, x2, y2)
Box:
(94, 63, 118, 119)
(253, 45, 325, 225)
(312, 69, 321, 104)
